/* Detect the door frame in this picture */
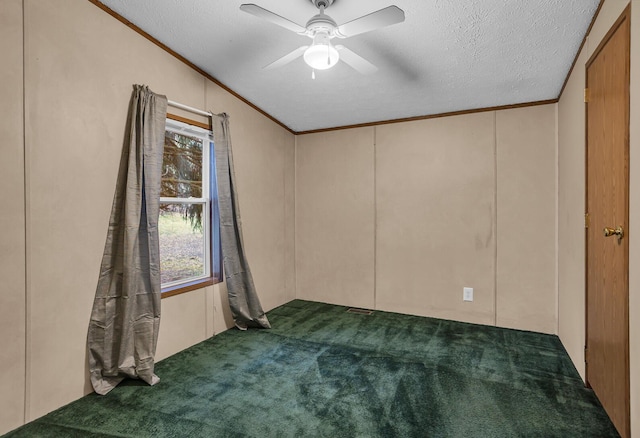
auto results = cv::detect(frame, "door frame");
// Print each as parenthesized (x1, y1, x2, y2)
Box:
(584, 4, 631, 437)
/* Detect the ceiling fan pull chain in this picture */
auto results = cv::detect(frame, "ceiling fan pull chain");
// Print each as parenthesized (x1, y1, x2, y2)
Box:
(312, 70, 316, 80)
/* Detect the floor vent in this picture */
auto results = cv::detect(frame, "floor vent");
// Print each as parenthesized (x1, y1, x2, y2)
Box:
(346, 308, 374, 315)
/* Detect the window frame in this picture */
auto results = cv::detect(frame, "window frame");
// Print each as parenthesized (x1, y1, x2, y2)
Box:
(160, 114, 222, 298)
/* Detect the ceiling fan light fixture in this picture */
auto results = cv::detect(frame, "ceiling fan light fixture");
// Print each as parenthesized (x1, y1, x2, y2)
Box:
(303, 32, 339, 70)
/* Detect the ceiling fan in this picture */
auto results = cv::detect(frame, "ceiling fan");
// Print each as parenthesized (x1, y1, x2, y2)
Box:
(240, 0, 405, 77)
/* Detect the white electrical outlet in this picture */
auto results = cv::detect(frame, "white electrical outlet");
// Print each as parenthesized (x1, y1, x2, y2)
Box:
(463, 287, 474, 302)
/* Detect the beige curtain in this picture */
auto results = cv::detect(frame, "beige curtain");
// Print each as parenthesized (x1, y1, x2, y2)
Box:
(212, 113, 270, 329)
(87, 85, 168, 395)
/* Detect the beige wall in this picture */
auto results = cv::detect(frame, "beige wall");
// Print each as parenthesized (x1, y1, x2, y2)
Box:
(0, 0, 295, 433)
(375, 113, 496, 325)
(557, 41, 587, 380)
(496, 106, 558, 332)
(0, 0, 26, 432)
(558, 0, 639, 434)
(296, 105, 557, 331)
(295, 128, 375, 308)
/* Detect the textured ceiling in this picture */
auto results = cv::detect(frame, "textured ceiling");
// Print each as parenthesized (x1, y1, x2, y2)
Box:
(97, 0, 600, 133)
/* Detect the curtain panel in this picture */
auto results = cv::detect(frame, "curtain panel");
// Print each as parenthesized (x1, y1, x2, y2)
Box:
(87, 85, 168, 395)
(211, 113, 270, 330)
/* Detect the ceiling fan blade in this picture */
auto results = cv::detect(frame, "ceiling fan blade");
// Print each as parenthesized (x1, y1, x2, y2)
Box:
(264, 46, 309, 70)
(240, 4, 307, 34)
(336, 46, 378, 75)
(336, 6, 405, 38)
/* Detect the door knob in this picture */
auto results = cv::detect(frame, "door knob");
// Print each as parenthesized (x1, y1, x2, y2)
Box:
(603, 226, 624, 242)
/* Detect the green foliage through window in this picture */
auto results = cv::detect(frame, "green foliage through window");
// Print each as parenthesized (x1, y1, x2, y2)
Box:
(162, 131, 204, 230)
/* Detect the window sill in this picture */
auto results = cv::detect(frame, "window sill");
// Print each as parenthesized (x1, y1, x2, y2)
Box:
(161, 276, 221, 299)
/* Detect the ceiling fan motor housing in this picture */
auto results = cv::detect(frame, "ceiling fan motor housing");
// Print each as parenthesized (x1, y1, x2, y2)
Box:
(306, 13, 338, 38)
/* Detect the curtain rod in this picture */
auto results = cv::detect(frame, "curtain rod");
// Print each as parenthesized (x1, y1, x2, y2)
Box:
(167, 100, 212, 117)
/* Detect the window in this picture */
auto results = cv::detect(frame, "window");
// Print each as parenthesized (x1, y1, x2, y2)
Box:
(160, 117, 220, 297)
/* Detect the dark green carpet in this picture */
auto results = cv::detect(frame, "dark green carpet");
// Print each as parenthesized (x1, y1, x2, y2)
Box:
(4, 300, 618, 437)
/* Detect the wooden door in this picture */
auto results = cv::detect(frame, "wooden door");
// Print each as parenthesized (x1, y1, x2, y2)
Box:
(585, 6, 630, 438)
